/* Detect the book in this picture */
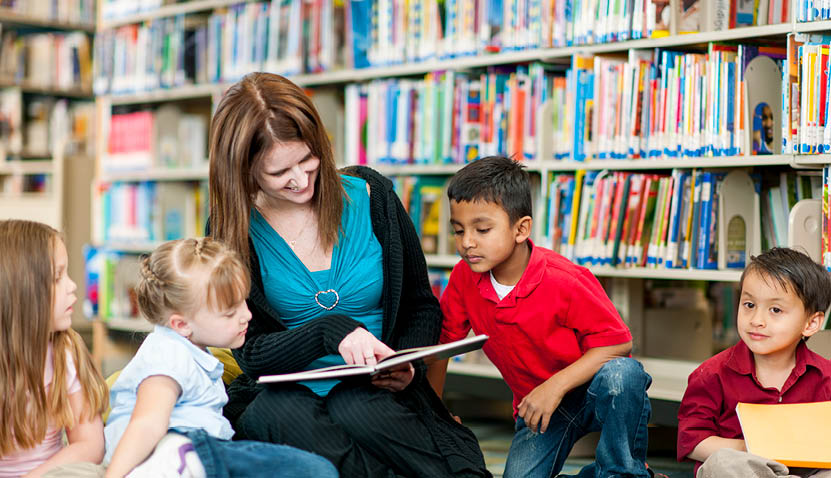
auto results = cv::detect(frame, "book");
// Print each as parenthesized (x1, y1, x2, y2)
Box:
(257, 334, 489, 384)
(736, 401, 831, 469)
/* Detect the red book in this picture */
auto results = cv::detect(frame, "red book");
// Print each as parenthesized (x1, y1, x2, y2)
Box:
(606, 172, 628, 263)
(633, 175, 660, 266)
(587, 176, 608, 263)
(620, 174, 646, 266)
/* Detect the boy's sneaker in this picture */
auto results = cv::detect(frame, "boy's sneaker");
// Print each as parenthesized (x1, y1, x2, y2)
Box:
(126, 433, 206, 478)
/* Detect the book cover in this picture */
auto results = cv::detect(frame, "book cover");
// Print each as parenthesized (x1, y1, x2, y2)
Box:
(606, 172, 629, 265)
(695, 172, 713, 269)
(646, 176, 670, 267)
(623, 174, 648, 267)
(258, 334, 489, 383)
(617, 174, 644, 267)
(633, 175, 660, 267)
(736, 401, 831, 469)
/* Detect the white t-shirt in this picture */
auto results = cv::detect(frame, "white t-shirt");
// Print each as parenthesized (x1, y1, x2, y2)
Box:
(490, 272, 515, 301)
(0, 345, 81, 477)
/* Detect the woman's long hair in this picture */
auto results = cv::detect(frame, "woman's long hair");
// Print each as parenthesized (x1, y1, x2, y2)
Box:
(209, 72, 345, 265)
(0, 220, 108, 456)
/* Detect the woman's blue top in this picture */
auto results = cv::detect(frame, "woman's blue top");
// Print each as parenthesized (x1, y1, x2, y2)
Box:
(249, 175, 384, 395)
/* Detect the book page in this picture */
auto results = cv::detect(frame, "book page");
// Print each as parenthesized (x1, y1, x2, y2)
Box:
(257, 364, 374, 384)
(257, 334, 489, 383)
(374, 334, 489, 371)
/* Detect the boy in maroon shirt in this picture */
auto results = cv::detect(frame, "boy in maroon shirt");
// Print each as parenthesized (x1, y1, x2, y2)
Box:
(678, 247, 831, 477)
(437, 157, 652, 478)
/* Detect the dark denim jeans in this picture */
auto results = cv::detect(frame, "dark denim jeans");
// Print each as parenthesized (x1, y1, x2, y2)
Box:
(180, 429, 338, 478)
(502, 358, 652, 478)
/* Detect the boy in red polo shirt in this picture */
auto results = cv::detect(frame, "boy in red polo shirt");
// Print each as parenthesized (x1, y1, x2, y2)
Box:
(678, 248, 831, 478)
(438, 157, 652, 478)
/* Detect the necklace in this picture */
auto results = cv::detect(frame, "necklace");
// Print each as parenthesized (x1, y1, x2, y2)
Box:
(258, 204, 313, 250)
(286, 208, 313, 249)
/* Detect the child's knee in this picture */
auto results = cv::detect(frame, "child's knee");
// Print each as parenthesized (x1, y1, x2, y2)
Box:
(700, 448, 788, 478)
(595, 357, 650, 396)
(698, 449, 752, 478)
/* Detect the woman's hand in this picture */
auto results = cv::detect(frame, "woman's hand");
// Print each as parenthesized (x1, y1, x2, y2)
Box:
(338, 328, 395, 366)
(371, 363, 414, 392)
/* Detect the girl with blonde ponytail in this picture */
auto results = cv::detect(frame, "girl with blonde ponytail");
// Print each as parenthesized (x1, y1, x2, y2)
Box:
(103, 238, 336, 478)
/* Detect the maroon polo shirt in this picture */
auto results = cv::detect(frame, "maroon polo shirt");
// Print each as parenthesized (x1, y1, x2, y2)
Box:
(440, 241, 632, 415)
(677, 340, 831, 469)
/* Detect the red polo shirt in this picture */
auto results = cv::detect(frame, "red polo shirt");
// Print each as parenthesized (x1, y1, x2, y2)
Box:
(677, 340, 831, 469)
(439, 241, 632, 415)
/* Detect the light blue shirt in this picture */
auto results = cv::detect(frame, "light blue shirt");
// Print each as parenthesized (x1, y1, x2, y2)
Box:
(104, 325, 233, 463)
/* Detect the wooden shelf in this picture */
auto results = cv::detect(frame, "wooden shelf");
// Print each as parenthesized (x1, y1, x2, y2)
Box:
(447, 360, 504, 379)
(100, 0, 253, 29)
(589, 266, 742, 282)
(0, 9, 95, 32)
(0, 79, 93, 98)
(102, 23, 799, 105)
(362, 154, 827, 177)
(103, 316, 154, 333)
(638, 357, 700, 402)
(447, 356, 698, 402)
(0, 160, 54, 175)
(97, 241, 159, 254)
(795, 20, 831, 33)
(425, 254, 461, 268)
(426, 257, 741, 281)
(540, 154, 802, 171)
(374, 164, 468, 176)
(101, 165, 209, 182)
(108, 83, 221, 105)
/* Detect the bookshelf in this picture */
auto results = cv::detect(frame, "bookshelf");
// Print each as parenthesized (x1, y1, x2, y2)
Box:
(89, 0, 831, 402)
(0, 2, 96, 336)
(0, 7, 95, 32)
(97, 23, 794, 101)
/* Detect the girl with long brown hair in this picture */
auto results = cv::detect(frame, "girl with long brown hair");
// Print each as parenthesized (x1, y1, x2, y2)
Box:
(0, 220, 109, 477)
(209, 72, 490, 478)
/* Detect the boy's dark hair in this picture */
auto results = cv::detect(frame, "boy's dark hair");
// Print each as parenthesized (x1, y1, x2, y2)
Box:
(446, 156, 532, 223)
(740, 247, 831, 315)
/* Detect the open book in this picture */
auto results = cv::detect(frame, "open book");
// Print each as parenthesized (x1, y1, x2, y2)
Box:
(258, 334, 488, 384)
(736, 401, 831, 468)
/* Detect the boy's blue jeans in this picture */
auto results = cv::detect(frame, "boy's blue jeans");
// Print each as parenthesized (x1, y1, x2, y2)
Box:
(503, 358, 652, 478)
(180, 429, 338, 478)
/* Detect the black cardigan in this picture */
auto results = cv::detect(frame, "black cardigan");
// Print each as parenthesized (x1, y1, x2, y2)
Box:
(225, 166, 490, 477)
(231, 165, 441, 387)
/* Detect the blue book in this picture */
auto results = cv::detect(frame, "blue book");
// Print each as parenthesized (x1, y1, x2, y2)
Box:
(695, 173, 712, 269)
(726, 61, 737, 156)
(665, 170, 688, 269)
(348, 0, 372, 69)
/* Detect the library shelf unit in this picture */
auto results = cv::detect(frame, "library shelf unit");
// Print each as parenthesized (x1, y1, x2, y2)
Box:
(105, 315, 154, 333)
(446, 353, 698, 403)
(0, 5, 96, 334)
(99, 165, 209, 183)
(0, 154, 64, 229)
(90, 1, 831, 405)
(0, 82, 93, 99)
(0, 8, 95, 32)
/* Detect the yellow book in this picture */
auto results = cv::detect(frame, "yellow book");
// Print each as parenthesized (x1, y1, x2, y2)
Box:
(736, 401, 831, 469)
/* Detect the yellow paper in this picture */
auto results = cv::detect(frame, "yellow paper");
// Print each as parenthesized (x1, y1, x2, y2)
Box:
(736, 401, 831, 468)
